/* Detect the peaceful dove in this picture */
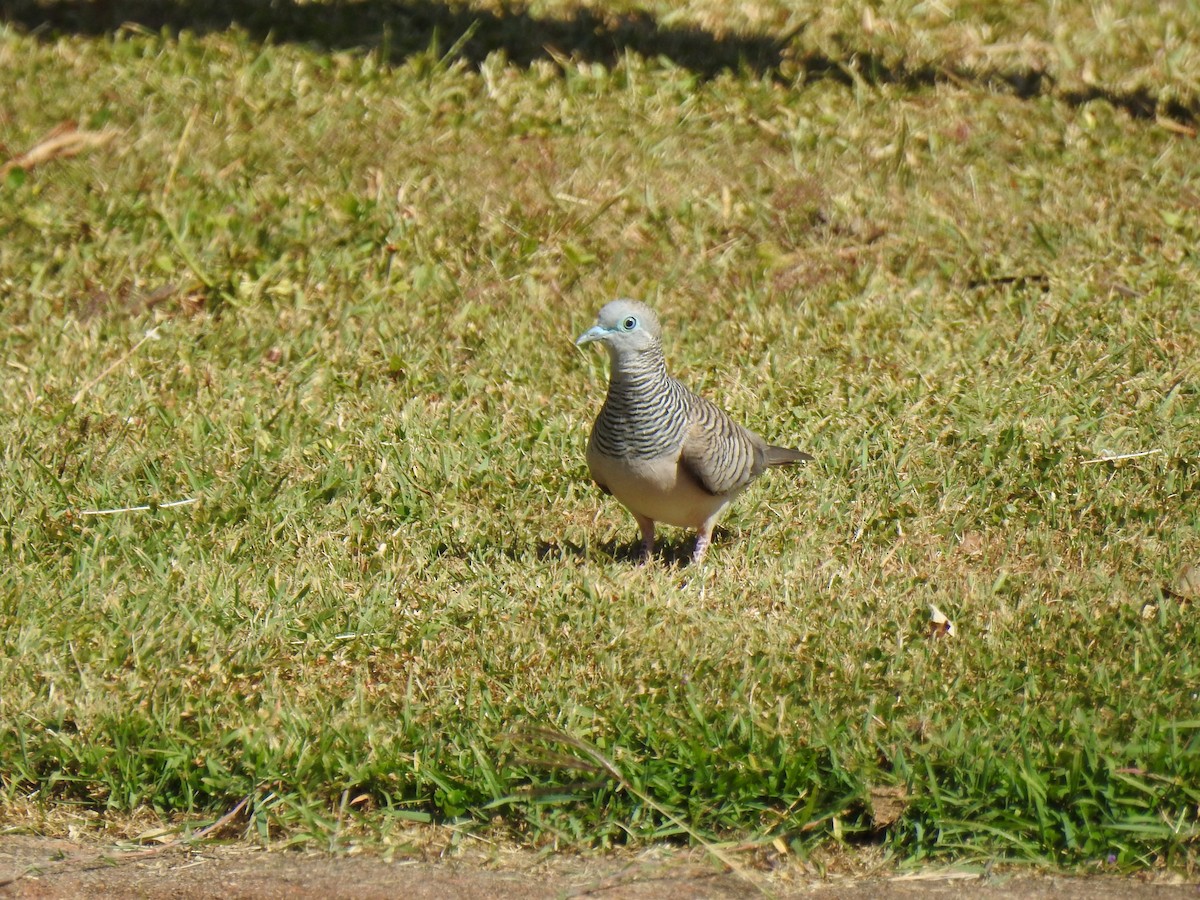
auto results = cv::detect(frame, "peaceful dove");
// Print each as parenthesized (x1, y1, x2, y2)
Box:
(576, 299, 812, 564)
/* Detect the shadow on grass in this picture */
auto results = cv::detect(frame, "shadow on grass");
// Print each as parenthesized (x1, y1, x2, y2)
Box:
(537, 530, 728, 568)
(4, 1, 1194, 123)
(0, 0, 789, 78)
(421, 513, 732, 568)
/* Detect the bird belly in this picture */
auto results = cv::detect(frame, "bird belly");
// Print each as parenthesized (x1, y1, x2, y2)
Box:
(587, 448, 730, 529)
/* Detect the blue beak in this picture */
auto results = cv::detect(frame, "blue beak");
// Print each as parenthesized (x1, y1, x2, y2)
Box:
(575, 325, 610, 347)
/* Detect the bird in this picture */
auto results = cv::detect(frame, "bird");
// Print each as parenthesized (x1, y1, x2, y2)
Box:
(575, 299, 812, 565)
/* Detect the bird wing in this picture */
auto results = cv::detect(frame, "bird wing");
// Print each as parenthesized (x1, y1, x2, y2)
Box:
(678, 394, 767, 497)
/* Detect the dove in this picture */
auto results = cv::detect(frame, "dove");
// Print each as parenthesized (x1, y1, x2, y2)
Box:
(576, 299, 811, 564)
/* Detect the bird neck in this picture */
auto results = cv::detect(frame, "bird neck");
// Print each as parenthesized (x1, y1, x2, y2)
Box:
(607, 343, 668, 389)
(592, 341, 689, 460)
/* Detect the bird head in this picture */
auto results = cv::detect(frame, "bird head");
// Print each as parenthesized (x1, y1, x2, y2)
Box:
(575, 299, 662, 358)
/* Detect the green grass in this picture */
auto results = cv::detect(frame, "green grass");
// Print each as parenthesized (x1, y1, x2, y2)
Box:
(2, 0, 1199, 872)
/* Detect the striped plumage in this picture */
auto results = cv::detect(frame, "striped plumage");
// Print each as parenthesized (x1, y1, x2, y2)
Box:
(576, 299, 812, 565)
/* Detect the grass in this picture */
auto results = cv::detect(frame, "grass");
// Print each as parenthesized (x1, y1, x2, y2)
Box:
(1, 0, 1199, 874)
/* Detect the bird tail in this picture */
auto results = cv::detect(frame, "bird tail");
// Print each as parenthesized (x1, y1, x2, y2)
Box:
(764, 445, 814, 467)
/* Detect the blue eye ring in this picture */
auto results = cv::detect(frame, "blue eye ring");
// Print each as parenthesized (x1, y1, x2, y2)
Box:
(621, 316, 638, 331)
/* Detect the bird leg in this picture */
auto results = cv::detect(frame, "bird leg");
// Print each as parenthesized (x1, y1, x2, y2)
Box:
(634, 514, 656, 564)
(691, 521, 713, 567)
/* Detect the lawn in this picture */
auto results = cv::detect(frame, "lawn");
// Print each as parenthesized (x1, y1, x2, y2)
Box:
(1, 0, 1198, 873)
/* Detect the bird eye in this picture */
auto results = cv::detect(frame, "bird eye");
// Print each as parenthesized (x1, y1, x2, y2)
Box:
(621, 316, 638, 331)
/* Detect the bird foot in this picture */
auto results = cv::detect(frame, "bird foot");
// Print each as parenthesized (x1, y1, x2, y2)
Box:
(678, 570, 710, 597)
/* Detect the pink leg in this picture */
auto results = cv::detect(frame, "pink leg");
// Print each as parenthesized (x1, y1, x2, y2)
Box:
(635, 514, 656, 564)
(691, 521, 713, 566)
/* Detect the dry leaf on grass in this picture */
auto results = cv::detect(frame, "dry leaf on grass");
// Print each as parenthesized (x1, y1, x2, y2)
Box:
(956, 531, 984, 556)
(868, 785, 909, 829)
(929, 604, 955, 638)
(0, 121, 119, 177)
(1169, 563, 1200, 599)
